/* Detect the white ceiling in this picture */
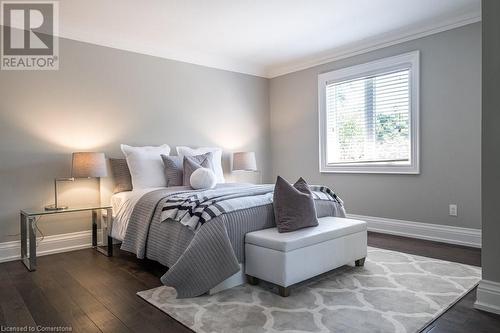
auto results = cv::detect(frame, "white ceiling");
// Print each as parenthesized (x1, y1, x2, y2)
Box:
(58, 0, 480, 78)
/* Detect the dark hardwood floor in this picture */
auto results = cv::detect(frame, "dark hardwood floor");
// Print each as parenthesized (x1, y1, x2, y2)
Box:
(0, 232, 499, 333)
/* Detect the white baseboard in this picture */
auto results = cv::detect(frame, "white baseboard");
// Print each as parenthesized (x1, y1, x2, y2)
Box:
(0, 215, 482, 263)
(347, 214, 481, 248)
(475, 280, 500, 315)
(0, 230, 101, 263)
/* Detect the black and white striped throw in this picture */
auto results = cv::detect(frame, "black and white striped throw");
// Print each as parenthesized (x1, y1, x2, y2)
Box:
(160, 184, 343, 230)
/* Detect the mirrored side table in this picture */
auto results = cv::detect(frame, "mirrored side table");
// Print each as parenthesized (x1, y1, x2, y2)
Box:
(20, 205, 113, 271)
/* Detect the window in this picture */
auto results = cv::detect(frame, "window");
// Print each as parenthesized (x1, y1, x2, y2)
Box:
(318, 51, 419, 174)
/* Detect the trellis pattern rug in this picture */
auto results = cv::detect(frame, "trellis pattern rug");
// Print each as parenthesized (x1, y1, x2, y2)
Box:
(138, 247, 481, 333)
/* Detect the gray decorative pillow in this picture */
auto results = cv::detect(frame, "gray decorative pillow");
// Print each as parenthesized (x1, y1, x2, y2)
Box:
(161, 155, 183, 187)
(109, 158, 132, 193)
(183, 152, 213, 186)
(273, 176, 318, 233)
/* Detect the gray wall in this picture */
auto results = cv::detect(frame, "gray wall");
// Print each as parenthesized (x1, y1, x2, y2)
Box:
(270, 23, 481, 229)
(481, 0, 500, 283)
(0, 23, 483, 244)
(0, 37, 270, 243)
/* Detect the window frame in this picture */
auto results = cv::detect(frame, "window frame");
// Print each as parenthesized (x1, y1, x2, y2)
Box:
(318, 51, 420, 174)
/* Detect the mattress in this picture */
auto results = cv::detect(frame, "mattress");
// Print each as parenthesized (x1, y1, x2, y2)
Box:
(110, 186, 191, 240)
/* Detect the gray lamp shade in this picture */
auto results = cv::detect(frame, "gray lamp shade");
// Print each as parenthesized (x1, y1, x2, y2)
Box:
(232, 152, 257, 171)
(71, 152, 107, 178)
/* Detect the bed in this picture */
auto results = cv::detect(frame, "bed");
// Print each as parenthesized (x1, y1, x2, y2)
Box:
(109, 182, 346, 298)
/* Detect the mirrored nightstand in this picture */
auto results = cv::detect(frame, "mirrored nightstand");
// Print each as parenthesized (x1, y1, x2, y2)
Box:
(20, 205, 113, 271)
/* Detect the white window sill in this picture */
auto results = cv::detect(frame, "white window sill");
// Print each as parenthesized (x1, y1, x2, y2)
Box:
(320, 165, 420, 174)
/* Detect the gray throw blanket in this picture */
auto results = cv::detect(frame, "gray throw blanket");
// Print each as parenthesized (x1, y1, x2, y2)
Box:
(121, 183, 346, 298)
(161, 184, 342, 230)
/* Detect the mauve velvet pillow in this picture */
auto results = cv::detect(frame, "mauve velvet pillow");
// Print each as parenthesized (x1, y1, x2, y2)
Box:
(273, 176, 318, 233)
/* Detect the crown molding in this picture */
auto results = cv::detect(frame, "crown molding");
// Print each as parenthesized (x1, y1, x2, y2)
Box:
(1, 25, 266, 76)
(56, 30, 268, 78)
(29, 9, 480, 79)
(266, 11, 481, 78)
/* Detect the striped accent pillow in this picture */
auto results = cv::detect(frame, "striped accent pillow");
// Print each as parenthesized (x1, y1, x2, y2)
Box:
(161, 155, 183, 187)
(109, 158, 132, 193)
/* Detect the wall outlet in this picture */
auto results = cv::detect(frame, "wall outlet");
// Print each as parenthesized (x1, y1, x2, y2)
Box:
(449, 204, 458, 217)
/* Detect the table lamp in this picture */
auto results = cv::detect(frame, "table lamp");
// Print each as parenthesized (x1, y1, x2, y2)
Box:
(232, 152, 257, 171)
(45, 152, 107, 211)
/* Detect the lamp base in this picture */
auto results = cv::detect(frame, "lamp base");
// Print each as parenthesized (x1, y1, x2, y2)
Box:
(44, 204, 68, 211)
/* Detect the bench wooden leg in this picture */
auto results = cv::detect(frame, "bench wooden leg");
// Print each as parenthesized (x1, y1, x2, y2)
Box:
(355, 257, 366, 267)
(247, 275, 259, 285)
(278, 286, 290, 297)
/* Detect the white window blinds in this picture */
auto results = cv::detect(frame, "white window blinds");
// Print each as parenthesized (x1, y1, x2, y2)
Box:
(325, 68, 411, 165)
(319, 51, 419, 174)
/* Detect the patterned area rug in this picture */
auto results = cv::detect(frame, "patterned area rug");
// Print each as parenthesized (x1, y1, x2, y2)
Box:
(137, 247, 481, 333)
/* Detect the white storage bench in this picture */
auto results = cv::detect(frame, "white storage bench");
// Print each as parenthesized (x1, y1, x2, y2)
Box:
(245, 217, 367, 296)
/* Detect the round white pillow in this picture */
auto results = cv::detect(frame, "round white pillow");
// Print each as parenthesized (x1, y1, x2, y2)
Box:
(190, 168, 217, 189)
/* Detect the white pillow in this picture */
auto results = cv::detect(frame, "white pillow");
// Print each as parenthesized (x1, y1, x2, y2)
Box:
(176, 146, 225, 183)
(190, 168, 216, 189)
(121, 144, 171, 189)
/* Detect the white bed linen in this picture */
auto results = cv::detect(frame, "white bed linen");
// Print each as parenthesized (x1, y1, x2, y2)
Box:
(111, 188, 161, 240)
(111, 186, 192, 240)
